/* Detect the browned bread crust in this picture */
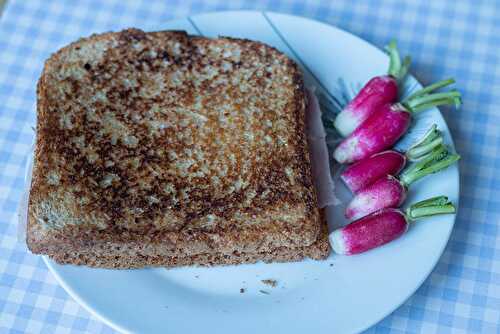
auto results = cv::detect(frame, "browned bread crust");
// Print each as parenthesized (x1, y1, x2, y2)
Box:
(27, 28, 329, 267)
(30, 212, 330, 269)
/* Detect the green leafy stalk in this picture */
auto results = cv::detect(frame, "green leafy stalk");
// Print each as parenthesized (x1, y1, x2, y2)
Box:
(404, 78, 455, 101)
(411, 195, 451, 208)
(400, 145, 460, 186)
(407, 144, 449, 171)
(406, 196, 456, 220)
(398, 56, 411, 83)
(386, 40, 411, 83)
(407, 137, 444, 160)
(406, 124, 444, 161)
(404, 91, 462, 113)
(387, 40, 401, 78)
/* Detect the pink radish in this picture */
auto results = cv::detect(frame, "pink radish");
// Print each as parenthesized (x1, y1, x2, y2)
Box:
(345, 145, 460, 220)
(334, 79, 460, 164)
(331, 196, 456, 255)
(334, 102, 411, 164)
(345, 175, 406, 220)
(341, 124, 443, 193)
(341, 150, 406, 194)
(334, 41, 410, 137)
(334, 76, 398, 137)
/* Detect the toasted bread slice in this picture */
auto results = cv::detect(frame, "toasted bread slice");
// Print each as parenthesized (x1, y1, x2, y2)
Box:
(27, 28, 330, 268)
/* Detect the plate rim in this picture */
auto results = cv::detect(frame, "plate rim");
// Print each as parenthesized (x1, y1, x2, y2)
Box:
(43, 256, 131, 334)
(37, 10, 460, 334)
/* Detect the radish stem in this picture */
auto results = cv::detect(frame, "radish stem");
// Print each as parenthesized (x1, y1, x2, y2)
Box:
(406, 196, 456, 219)
(386, 41, 411, 82)
(404, 78, 455, 101)
(400, 145, 460, 186)
(412, 195, 450, 207)
(404, 91, 462, 113)
(399, 56, 411, 83)
(406, 124, 444, 161)
(407, 137, 444, 160)
(387, 41, 401, 78)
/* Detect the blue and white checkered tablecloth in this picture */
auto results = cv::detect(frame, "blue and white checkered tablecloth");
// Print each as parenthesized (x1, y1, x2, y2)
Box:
(0, 0, 499, 333)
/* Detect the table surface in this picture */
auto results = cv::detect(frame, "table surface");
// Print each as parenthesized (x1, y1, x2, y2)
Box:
(1, 1, 499, 333)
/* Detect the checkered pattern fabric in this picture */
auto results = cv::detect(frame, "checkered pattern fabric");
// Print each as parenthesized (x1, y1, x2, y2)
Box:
(0, 0, 499, 333)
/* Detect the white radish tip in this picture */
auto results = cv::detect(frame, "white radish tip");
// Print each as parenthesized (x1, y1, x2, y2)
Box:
(333, 146, 351, 164)
(329, 230, 348, 255)
(334, 111, 358, 137)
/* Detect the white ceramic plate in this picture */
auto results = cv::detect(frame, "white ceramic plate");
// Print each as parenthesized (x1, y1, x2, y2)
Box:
(40, 11, 459, 334)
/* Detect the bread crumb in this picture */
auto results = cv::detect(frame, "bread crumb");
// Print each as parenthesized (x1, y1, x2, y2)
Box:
(261, 279, 277, 288)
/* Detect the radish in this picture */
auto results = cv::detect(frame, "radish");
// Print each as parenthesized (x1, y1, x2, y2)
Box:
(345, 145, 460, 220)
(340, 124, 443, 193)
(345, 175, 406, 220)
(334, 41, 410, 137)
(341, 150, 406, 194)
(331, 196, 456, 255)
(333, 79, 460, 164)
